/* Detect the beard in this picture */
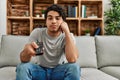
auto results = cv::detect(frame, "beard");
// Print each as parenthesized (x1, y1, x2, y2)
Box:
(49, 25, 61, 33)
(47, 25, 62, 37)
(49, 28, 60, 34)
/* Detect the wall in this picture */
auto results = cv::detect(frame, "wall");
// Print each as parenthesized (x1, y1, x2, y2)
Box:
(103, 0, 111, 11)
(0, 0, 6, 35)
(0, 0, 110, 35)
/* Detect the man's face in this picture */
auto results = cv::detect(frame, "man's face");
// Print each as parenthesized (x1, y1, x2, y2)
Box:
(46, 11, 63, 33)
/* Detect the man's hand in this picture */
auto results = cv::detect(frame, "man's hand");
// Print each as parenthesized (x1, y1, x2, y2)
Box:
(60, 22, 70, 34)
(20, 42, 38, 62)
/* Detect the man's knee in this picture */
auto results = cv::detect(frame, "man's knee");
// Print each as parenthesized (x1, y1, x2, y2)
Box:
(16, 62, 33, 72)
(67, 63, 80, 70)
(66, 63, 81, 76)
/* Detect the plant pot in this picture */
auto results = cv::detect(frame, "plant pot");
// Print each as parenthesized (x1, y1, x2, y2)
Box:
(36, 14, 40, 18)
(42, 14, 45, 18)
(85, 33, 90, 36)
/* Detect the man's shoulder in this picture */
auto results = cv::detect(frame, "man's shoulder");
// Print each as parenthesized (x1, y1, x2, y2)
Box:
(61, 32, 74, 38)
(31, 28, 46, 34)
(33, 28, 46, 31)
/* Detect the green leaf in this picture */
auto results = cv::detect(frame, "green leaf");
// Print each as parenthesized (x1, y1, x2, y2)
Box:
(104, 0, 120, 35)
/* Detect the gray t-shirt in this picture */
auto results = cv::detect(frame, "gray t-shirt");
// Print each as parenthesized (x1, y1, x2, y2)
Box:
(29, 28, 74, 68)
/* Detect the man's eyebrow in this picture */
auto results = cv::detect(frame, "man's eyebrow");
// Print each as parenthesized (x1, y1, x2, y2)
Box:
(47, 15, 61, 17)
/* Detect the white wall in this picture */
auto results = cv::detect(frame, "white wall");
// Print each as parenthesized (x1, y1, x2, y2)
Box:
(103, 0, 111, 12)
(0, 0, 110, 35)
(0, 0, 6, 35)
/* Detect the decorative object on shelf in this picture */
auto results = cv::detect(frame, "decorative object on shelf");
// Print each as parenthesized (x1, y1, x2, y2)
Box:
(36, 14, 40, 18)
(104, 0, 120, 35)
(41, 10, 45, 18)
(87, 13, 98, 18)
(84, 28, 90, 36)
(93, 27, 101, 36)
(24, 11, 29, 17)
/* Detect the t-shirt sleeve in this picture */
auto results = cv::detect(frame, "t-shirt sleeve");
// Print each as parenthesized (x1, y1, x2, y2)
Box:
(28, 28, 41, 43)
(63, 33, 76, 46)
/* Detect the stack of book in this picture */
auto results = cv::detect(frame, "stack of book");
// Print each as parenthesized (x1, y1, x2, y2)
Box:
(12, 0, 29, 4)
(11, 4, 29, 16)
(61, 4, 77, 18)
(67, 5, 77, 17)
(12, 21, 29, 35)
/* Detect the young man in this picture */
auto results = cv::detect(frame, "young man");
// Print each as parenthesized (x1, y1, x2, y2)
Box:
(16, 4, 81, 80)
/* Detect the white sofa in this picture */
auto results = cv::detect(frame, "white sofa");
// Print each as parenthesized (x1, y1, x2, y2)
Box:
(0, 35, 120, 80)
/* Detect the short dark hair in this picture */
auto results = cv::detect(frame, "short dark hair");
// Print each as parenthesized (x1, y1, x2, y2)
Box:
(44, 4, 66, 21)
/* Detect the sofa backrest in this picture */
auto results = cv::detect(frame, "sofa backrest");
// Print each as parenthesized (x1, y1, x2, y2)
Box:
(0, 35, 28, 68)
(75, 36, 97, 68)
(95, 36, 120, 68)
(0, 34, 2, 52)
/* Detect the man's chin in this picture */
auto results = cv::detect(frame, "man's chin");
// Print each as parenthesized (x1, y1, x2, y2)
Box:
(50, 29, 60, 33)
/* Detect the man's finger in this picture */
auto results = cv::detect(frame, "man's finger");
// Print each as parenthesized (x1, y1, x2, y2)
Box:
(31, 42, 39, 48)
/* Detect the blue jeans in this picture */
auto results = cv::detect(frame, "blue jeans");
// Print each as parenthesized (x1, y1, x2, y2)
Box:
(16, 62, 81, 80)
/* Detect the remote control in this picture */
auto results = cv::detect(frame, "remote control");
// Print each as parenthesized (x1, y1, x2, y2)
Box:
(35, 40, 44, 56)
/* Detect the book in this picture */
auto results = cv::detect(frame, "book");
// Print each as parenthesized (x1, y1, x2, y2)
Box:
(72, 6, 77, 17)
(93, 27, 101, 36)
(68, 5, 72, 17)
(68, 5, 77, 17)
(81, 5, 86, 18)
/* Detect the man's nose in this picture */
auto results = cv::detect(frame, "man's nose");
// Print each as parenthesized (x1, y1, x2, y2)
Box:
(52, 18, 57, 23)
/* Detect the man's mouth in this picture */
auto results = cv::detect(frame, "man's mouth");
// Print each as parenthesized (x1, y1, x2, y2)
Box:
(50, 25, 57, 28)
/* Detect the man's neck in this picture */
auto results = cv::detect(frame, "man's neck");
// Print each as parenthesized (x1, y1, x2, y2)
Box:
(47, 30, 62, 38)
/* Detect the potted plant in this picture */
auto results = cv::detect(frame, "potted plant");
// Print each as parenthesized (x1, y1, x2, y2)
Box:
(104, 0, 120, 35)
(84, 29, 90, 36)
(41, 10, 45, 18)
(36, 13, 40, 18)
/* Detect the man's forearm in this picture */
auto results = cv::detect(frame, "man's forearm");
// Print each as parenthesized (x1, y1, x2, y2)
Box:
(65, 33, 78, 63)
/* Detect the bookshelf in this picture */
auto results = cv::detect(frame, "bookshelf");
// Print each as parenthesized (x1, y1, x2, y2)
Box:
(7, 0, 104, 36)
(80, 0, 104, 36)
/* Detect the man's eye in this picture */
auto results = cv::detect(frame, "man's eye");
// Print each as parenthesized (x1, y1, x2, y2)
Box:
(56, 17, 60, 20)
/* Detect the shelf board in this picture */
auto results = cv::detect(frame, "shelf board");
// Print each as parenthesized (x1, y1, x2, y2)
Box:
(7, 16, 30, 20)
(81, 18, 102, 21)
(66, 17, 79, 20)
(59, 0, 79, 1)
(58, 0, 78, 4)
(33, 17, 79, 20)
(34, 0, 54, 3)
(33, 17, 45, 20)
(81, 0, 102, 4)
(81, 0, 102, 1)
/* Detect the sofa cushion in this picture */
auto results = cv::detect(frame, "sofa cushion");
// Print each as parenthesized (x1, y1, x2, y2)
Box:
(0, 35, 28, 67)
(0, 67, 16, 80)
(95, 36, 120, 68)
(81, 68, 118, 80)
(75, 36, 97, 68)
(100, 66, 120, 79)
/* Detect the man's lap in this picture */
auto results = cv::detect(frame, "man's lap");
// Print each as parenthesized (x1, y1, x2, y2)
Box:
(16, 62, 80, 80)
